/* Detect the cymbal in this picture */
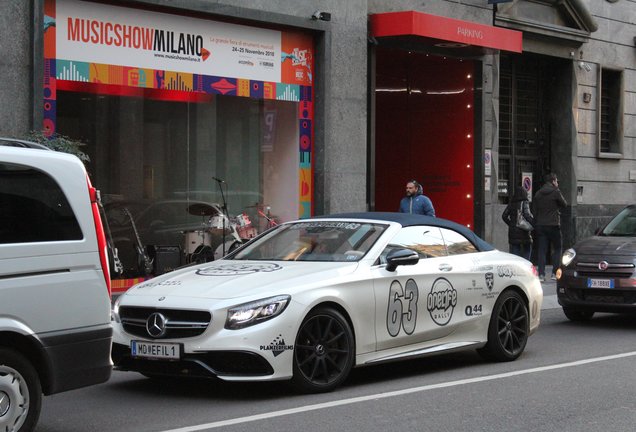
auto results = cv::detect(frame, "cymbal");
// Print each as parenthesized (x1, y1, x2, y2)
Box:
(188, 203, 218, 216)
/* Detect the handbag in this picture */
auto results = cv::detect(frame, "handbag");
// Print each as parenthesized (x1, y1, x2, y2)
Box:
(516, 203, 533, 231)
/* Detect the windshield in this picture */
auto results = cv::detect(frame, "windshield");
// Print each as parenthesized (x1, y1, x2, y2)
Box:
(601, 206, 636, 237)
(231, 221, 387, 262)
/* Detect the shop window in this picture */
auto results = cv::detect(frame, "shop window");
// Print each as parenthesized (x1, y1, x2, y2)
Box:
(56, 90, 299, 277)
(598, 68, 623, 157)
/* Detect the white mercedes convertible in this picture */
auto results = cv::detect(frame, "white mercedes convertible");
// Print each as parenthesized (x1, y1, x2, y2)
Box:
(111, 212, 542, 392)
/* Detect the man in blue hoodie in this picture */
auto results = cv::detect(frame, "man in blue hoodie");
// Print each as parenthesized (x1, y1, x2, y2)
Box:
(399, 180, 435, 216)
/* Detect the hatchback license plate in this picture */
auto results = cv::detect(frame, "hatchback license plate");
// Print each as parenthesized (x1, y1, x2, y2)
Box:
(131, 341, 181, 360)
(587, 278, 614, 289)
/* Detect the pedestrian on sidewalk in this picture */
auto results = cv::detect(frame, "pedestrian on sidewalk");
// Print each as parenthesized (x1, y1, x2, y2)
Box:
(532, 173, 567, 282)
(502, 186, 535, 260)
(399, 179, 435, 216)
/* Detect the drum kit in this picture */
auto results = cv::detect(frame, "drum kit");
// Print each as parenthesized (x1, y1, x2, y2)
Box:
(183, 202, 256, 263)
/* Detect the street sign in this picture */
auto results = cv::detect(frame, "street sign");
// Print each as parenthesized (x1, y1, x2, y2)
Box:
(522, 172, 533, 202)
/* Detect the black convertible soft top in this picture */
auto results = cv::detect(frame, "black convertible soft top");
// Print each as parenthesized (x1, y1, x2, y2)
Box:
(317, 212, 495, 252)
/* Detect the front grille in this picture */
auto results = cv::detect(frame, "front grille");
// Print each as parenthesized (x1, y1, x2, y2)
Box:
(119, 306, 211, 339)
(576, 261, 635, 279)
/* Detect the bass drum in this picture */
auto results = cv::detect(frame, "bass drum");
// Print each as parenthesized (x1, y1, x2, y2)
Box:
(213, 239, 243, 260)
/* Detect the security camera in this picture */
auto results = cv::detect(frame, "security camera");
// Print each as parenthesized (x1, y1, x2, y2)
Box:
(311, 11, 331, 21)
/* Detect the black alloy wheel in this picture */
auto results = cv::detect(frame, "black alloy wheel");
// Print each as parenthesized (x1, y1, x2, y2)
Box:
(292, 307, 354, 393)
(478, 290, 529, 362)
(562, 307, 594, 322)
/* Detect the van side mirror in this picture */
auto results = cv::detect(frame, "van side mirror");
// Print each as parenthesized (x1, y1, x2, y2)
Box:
(385, 248, 420, 272)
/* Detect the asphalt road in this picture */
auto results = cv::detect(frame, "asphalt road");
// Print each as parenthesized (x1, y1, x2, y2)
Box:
(37, 278, 636, 432)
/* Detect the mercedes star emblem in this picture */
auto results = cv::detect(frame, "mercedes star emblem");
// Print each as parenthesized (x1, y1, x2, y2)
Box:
(146, 312, 168, 338)
(598, 261, 609, 271)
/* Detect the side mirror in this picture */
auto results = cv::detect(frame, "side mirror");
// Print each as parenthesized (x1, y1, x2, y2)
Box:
(385, 248, 420, 272)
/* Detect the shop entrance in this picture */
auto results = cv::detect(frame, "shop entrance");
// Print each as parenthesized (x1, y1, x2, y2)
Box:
(373, 47, 477, 229)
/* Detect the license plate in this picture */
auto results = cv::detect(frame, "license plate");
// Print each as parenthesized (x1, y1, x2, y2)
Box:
(131, 340, 181, 360)
(587, 278, 615, 289)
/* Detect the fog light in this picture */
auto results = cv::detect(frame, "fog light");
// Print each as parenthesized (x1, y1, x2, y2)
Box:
(555, 268, 562, 280)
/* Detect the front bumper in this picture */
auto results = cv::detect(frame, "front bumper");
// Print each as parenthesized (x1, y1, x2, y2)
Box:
(557, 267, 636, 313)
(111, 343, 274, 378)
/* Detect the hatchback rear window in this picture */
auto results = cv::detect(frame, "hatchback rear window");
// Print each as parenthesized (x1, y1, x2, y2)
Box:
(0, 162, 83, 243)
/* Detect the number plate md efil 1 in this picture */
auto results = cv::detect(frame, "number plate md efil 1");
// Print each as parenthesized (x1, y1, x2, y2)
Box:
(131, 340, 181, 360)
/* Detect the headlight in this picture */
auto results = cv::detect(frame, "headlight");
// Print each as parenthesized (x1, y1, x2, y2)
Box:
(562, 248, 576, 267)
(111, 295, 122, 323)
(225, 295, 290, 330)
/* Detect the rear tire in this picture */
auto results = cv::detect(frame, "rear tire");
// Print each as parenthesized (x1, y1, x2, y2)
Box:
(291, 308, 354, 393)
(477, 290, 529, 362)
(562, 307, 594, 322)
(0, 348, 42, 432)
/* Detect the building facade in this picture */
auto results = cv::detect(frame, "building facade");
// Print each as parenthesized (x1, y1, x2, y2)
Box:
(1, 0, 634, 287)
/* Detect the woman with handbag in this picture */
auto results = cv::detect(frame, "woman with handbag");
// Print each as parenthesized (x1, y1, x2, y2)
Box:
(501, 186, 535, 260)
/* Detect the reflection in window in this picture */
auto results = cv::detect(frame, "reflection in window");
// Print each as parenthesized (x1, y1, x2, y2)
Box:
(56, 89, 301, 277)
(383, 226, 447, 261)
(233, 222, 386, 262)
(440, 228, 477, 255)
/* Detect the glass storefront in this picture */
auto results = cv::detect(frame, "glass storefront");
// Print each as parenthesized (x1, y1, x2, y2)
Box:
(44, 0, 315, 283)
(374, 47, 477, 228)
(57, 90, 299, 224)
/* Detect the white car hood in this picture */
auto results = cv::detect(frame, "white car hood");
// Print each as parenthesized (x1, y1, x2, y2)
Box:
(124, 260, 360, 300)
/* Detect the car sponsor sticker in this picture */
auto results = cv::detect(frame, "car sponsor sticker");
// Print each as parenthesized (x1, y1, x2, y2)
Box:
(386, 279, 419, 337)
(465, 304, 483, 316)
(288, 221, 361, 230)
(427, 277, 457, 326)
(260, 334, 294, 357)
(485, 272, 494, 291)
(497, 265, 520, 278)
(135, 280, 183, 289)
(196, 262, 282, 276)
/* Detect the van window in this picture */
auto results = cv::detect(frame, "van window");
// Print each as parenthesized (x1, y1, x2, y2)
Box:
(0, 162, 83, 243)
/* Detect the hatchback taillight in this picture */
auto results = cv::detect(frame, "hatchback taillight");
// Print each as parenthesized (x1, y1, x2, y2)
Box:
(87, 176, 111, 297)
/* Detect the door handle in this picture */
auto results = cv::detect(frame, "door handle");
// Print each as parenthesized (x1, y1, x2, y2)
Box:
(438, 263, 453, 272)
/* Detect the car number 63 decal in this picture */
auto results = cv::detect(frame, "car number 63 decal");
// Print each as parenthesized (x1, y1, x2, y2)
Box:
(387, 279, 419, 337)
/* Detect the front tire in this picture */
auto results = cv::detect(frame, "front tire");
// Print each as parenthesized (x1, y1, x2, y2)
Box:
(0, 348, 42, 432)
(562, 307, 594, 322)
(477, 290, 529, 362)
(292, 308, 354, 393)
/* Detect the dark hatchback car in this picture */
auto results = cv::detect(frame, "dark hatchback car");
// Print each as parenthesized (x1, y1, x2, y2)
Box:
(556, 204, 636, 321)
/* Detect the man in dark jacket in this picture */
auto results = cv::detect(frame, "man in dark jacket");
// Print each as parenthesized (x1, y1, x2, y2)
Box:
(532, 173, 567, 281)
(399, 180, 435, 216)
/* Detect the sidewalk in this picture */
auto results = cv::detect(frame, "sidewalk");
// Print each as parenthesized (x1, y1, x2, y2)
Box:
(539, 265, 559, 310)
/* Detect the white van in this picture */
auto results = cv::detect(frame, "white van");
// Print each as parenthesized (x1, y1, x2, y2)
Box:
(0, 143, 113, 431)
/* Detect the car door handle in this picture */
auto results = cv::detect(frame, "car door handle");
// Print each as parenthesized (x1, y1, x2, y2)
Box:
(438, 264, 453, 272)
